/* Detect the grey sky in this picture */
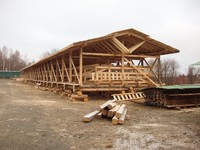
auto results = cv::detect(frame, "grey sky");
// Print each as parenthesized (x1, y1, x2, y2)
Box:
(0, 0, 200, 73)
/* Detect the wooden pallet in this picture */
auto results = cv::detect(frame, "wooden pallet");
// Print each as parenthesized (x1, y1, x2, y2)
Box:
(112, 92, 145, 101)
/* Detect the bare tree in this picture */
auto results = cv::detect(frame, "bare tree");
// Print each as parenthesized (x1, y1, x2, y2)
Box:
(167, 59, 180, 84)
(40, 48, 59, 59)
(0, 45, 29, 71)
(187, 67, 200, 84)
(2, 46, 8, 71)
(149, 58, 180, 85)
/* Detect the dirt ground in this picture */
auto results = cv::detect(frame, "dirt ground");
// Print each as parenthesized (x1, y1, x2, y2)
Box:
(0, 79, 199, 150)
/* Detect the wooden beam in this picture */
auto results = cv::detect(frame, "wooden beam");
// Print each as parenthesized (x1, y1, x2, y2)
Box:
(61, 56, 64, 83)
(98, 100, 116, 111)
(47, 62, 52, 82)
(62, 57, 70, 82)
(121, 53, 124, 82)
(129, 41, 145, 53)
(69, 51, 72, 83)
(82, 52, 159, 58)
(83, 110, 99, 122)
(56, 59, 63, 82)
(70, 54, 80, 83)
(51, 61, 57, 82)
(118, 108, 127, 124)
(112, 116, 119, 125)
(107, 105, 120, 118)
(157, 57, 161, 83)
(115, 104, 126, 118)
(111, 37, 130, 53)
(79, 48, 83, 85)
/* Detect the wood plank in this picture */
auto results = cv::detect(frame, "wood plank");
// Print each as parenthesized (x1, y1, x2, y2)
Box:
(51, 62, 57, 82)
(118, 108, 127, 124)
(116, 104, 126, 118)
(69, 51, 72, 82)
(98, 100, 116, 111)
(112, 37, 129, 53)
(112, 116, 119, 125)
(129, 41, 145, 53)
(62, 58, 70, 82)
(82, 52, 159, 58)
(83, 110, 99, 122)
(107, 102, 117, 110)
(107, 105, 120, 118)
(79, 48, 83, 85)
(70, 55, 80, 83)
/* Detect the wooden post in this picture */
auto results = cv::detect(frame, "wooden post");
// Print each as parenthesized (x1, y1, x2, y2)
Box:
(62, 56, 64, 83)
(157, 57, 161, 84)
(79, 48, 83, 86)
(69, 51, 72, 83)
(121, 53, 125, 85)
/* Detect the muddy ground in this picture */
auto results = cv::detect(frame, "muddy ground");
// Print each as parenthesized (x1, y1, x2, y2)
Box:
(0, 79, 199, 150)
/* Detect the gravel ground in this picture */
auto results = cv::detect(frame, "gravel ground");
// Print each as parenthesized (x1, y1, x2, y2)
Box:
(0, 79, 199, 150)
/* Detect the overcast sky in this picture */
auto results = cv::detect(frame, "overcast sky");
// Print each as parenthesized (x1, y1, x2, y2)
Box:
(0, 0, 199, 73)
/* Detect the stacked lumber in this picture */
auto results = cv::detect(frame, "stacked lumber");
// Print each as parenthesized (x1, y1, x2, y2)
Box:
(143, 86, 200, 108)
(83, 100, 128, 125)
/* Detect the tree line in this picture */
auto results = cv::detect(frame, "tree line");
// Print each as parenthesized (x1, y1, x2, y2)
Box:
(0, 46, 29, 71)
(150, 58, 200, 85)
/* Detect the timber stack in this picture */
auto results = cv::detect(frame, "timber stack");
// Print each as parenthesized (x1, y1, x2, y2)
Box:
(142, 85, 200, 108)
(83, 100, 128, 125)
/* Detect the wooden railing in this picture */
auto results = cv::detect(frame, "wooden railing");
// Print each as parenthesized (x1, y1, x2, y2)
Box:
(91, 72, 149, 81)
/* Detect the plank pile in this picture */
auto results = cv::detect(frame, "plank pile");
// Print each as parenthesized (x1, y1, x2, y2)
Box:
(143, 86, 200, 108)
(83, 100, 128, 125)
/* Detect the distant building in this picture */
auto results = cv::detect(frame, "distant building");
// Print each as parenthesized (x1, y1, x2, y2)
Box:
(0, 71, 20, 78)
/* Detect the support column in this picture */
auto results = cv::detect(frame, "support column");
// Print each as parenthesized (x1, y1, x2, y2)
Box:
(121, 53, 125, 86)
(69, 51, 72, 83)
(157, 57, 161, 83)
(79, 48, 83, 86)
(61, 56, 64, 83)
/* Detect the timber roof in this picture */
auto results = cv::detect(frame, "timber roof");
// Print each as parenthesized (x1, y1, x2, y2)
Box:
(22, 28, 179, 70)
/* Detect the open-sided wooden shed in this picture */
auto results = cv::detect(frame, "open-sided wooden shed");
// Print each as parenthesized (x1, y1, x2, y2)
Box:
(21, 28, 179, 93)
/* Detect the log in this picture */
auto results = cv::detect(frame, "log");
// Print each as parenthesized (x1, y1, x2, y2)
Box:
(112, 116, 119, 125)
(115, 104, 126, 118)
(83, 110, 99, 122)
(118, 108, 127, 124)
(107, 105, 120, 118)
(98, 100, 116, 111)
(107, 102, 117, 110)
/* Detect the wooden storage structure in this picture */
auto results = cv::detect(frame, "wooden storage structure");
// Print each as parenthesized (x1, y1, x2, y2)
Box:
(20, 29, 179, 93)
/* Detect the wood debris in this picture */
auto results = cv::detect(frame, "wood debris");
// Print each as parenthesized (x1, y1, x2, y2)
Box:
(83, 100, 128, 125)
